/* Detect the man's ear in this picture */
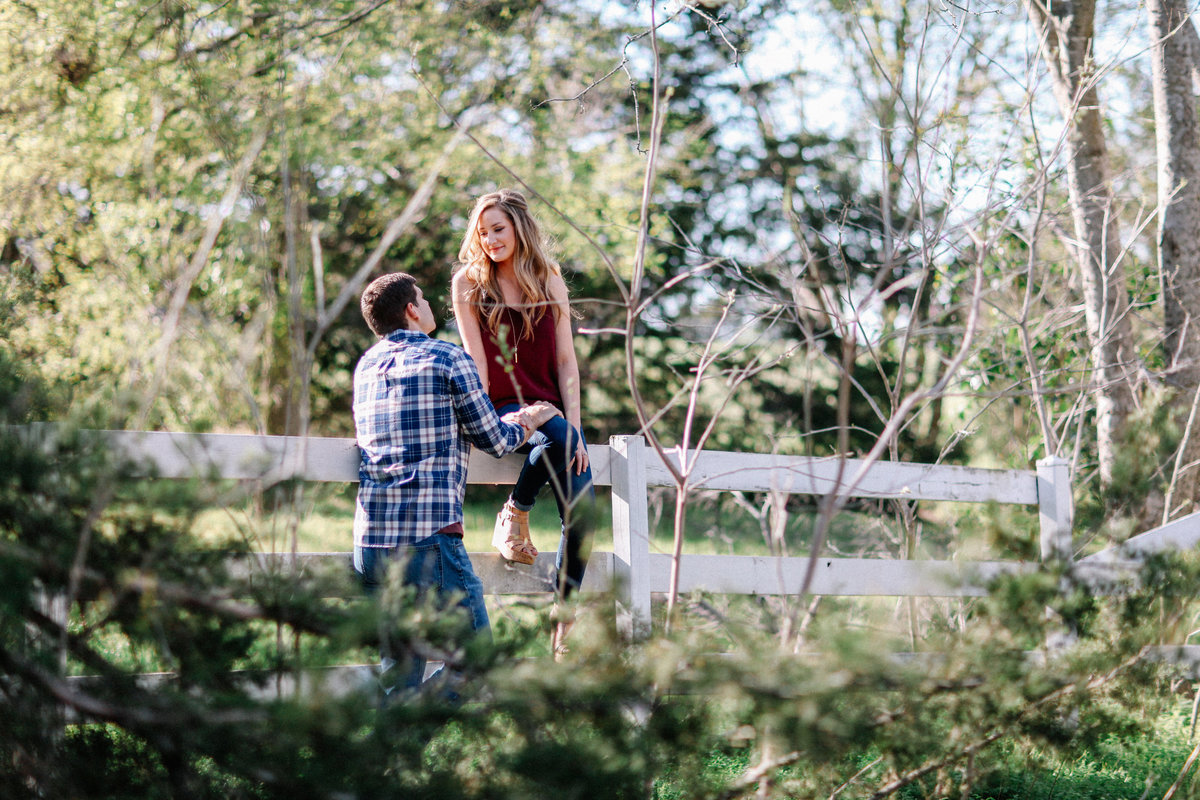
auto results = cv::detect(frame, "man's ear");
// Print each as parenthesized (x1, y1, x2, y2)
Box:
(403, 302, 420, 328)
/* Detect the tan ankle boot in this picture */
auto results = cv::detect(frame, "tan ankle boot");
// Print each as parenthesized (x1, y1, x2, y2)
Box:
(492, 500, 537, 565)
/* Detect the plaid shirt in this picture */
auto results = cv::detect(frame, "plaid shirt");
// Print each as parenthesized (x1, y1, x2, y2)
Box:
(353, 329, 526, 548)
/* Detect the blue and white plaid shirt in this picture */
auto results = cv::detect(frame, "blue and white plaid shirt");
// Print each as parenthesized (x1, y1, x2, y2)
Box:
(353, 328, 526, 548)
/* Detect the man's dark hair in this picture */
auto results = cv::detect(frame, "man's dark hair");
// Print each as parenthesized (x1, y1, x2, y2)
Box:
(361, 272, 419, 336)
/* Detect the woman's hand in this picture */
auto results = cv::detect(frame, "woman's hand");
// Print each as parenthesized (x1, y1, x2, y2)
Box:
(570, 431, 589, 475)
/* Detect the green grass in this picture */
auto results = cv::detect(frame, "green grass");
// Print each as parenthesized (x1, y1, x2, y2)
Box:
(190, 483, 609, 554)
(648, 702, 1200, 799)
(184, 483, 1033, 660)
(187, 482, 908, 559)
(967, 709, 1199, 800)
(188, 482, 777, 556)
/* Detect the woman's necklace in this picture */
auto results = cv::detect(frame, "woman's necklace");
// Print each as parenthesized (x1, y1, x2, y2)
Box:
(498, 276, 521, 364)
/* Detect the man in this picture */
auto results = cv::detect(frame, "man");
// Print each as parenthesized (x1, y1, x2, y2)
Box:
(353, 271, 559, 695)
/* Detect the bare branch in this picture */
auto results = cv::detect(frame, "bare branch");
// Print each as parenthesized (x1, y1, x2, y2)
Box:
(306, 125, 469, 358)
(134, 120, 272, 430)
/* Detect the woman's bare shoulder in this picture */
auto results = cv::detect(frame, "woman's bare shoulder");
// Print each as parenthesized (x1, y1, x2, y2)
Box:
(546, 271, 570, 302)
(451, 267, 473, 293)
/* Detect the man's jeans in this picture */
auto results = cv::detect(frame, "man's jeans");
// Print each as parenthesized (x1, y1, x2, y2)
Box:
(354, 534, 490, 694)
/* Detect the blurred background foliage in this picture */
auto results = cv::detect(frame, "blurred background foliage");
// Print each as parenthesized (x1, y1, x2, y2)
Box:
(3, 0, 1174, 519)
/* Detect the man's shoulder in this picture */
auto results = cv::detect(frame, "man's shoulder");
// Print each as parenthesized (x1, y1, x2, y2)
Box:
(415, 336, 472, 364)
(362, 332, 467, 358)
(397, 337, 480, 382)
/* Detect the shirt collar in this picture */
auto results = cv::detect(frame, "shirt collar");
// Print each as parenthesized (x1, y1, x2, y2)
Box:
(384, 328, 428, 344)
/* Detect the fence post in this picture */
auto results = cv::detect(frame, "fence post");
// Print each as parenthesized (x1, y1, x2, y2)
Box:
(1037, 455, 1075, 649)
(1036, 456, 1073, 562)
(610, 435, 651, 640)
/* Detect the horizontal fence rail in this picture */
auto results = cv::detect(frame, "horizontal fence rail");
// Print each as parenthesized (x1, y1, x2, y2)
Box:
(646, 449, 1041, 503)
(93, 429, 1039, 502)
(27, 425, 1200, 694)
(79, 429, 1089, 639)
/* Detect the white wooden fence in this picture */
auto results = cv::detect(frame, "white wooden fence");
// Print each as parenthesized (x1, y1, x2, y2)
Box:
(97, 429, 1131, 639)
(29, 424, 1200, 701)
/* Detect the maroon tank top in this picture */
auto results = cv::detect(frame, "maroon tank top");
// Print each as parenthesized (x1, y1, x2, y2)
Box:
(478, 306, 561, 409)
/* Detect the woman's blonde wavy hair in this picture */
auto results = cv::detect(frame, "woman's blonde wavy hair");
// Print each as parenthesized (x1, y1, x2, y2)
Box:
(455, 189, 561, 340)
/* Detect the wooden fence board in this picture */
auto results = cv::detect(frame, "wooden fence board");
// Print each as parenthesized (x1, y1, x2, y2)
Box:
(646, 449, 1040, 503)
(641, 554, 1036, 597)
(1080, 510, 1200, 565)
(80, 430, 1075, 618)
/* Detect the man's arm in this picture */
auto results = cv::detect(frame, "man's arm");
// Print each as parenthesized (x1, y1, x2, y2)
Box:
(500, 402, 562, 442)
(448, 349, 559, 457)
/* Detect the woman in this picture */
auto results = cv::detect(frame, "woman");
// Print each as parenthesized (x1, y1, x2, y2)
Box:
(451, 189, 594, 657)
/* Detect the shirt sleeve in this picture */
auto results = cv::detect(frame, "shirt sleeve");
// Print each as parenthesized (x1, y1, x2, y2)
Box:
(448, 349, 525, 457)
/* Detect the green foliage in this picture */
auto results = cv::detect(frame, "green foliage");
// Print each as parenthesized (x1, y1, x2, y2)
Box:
(5, 341, 1200, 798)
(1071, 390, 1184, 551)
(0, 356, 367, 796)
(972, 716, 1195, 800)
(0, 0, 651, 435)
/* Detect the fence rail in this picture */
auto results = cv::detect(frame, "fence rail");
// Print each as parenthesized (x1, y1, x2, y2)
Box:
(25, 425, 1200, 695)
(91, 429, 1090, 638)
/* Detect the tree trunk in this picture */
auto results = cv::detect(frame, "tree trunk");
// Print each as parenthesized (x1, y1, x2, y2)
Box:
(1024, 0, 1136, 486)
(1149, 0, 1200, 513)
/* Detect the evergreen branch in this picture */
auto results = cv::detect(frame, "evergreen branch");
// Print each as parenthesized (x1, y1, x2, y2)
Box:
(713, 749, 805, 800)
(0, 538, 344, 638)
(0, 642, 266, 730)
(23, 605, 126, 679)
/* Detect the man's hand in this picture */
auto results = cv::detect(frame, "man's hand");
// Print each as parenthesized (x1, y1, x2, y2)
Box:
(501, 401, 562, 443)
(521, 401, 562, 429)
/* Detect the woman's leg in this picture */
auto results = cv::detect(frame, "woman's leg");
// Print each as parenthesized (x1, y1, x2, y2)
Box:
(495, 412, 596, 656)
(552, 460, 595, 599)
(492, 405, 596, 590)
(492, 401, 544, 509)
(548, 455, 595, 660)
(509, 413, 579, 507)
(507, 413, 597, 597)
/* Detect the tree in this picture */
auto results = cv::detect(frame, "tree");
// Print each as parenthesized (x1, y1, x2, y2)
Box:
(0, 0, 650, 442)
(1023, 0, 1137, 487)
(1147, 0, 1200, 517)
